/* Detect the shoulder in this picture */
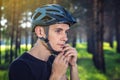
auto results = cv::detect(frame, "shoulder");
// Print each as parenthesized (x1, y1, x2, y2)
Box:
(9, 53, 32, 76)
(9, 59, 35, 80)
(9, 59, 30, 74)
(9, 53, 29, 70)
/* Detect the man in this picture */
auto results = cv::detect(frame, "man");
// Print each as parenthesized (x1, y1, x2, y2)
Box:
(9, 4, 79, 80)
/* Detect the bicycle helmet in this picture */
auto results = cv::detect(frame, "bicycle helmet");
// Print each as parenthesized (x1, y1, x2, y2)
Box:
(31, 4, 76, 30)
(31, 4, 76, 55)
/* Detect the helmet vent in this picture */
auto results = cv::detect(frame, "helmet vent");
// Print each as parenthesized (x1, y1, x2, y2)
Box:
(34, 12, 41, 20)
(47, 9, 60, 13)
(42, 16, 52, 21)
(56, 14, 64, 18)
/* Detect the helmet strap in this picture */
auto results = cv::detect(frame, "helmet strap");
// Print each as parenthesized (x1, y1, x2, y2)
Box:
(39, 26, 60, 55)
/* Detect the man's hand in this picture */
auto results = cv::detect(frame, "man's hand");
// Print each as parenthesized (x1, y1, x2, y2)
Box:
(63, 44, 78, 66)
(63, 44, 80, 80)
(50, 52, 68, 80)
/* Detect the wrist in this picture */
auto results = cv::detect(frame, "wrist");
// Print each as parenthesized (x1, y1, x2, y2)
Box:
(70, 63, 77, 68)
(49, 72, 61, 80)
(70, 64, 80, 80)
(70, 63, 78, 71)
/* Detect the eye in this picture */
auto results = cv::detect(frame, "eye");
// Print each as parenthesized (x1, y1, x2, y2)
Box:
(55, 29, 62, 34)
(65, 31, 68, 34)
(65, 30, 69, 35)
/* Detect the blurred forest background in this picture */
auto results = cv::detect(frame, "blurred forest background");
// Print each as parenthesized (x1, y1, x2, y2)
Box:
(0, 0, 120, 80)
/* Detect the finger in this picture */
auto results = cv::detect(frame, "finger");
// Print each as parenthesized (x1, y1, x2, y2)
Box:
(63, 44, 74, 52)
(64, 44, 70, 47)
(63, 44, 71, 49)
(66, 52, 78, 60)
(66, 57, 70, 62)
(55, 51, 64, 60)
(67, 53, 77, 58)
(64, 48, 76, 57)
(63, 46, 72, 55)
(61, 55, 65, 61)
(63, 46, 71, 52)
(63, 57, 68, 65)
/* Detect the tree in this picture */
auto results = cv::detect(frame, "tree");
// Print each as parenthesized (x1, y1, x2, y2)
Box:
(114, 0, 120, 53)
(92, 0, 105, 73)
(104, 0, 115, 48)
(0, 0, 2, 64)
(9, 0, 16, 63)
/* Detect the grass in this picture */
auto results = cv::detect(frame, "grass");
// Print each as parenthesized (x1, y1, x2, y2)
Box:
(76, 43, 107, 80)
(0, 42, 120, 80)
(0, 70, 8, 80)
(76, 42, 120, 80)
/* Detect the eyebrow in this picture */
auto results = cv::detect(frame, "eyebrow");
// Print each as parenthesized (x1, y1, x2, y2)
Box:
(54, 27, 69, 31)
(55, 28, 63, 30)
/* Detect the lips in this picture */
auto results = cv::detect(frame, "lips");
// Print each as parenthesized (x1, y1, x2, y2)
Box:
(57, 44, 65, 48)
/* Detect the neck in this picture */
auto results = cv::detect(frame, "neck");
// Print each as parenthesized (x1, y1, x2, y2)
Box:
(28, 39, 51, 61)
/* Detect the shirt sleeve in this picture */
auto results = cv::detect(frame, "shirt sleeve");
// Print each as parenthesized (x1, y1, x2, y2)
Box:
(9, 60, 35, 80)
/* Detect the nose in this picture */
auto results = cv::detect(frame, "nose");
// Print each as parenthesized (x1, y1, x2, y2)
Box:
(61, 33, 68, 42)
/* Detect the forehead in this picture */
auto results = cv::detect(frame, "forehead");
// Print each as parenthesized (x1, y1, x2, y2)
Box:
(49, 23, 70, 30)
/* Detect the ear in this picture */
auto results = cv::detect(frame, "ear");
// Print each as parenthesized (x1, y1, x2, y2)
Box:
(34, 26, 45, 37)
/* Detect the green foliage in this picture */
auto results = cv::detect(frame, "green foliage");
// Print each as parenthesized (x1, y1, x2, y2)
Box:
(0, 42, 120, 80)
(0, 70, 8, 80)
(76, 43, 107, 80)
(76, 42, 120, 80)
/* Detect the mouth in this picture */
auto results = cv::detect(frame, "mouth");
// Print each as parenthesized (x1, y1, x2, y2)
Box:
(57, 44, 65, 48)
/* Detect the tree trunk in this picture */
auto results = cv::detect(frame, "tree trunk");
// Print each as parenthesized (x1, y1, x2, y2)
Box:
(15, 0, 21, 58)
(107, 11, 115, 48)
(114, 0, 120, 53)
(25, 28, 28, 51)
(72, 33, 77, 48)
(86, 0, 95, 54)
(87, 24, 95, 53)
(10, 0, 16, 63)
(93, 0, 106, 73)
(108, 28, 114, 48)
(0, 0, 2, 64)
(107, 18, 114, 48)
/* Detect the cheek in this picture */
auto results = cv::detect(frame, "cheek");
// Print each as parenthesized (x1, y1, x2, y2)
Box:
(48, 35, 58, 45)
(48, 32, 60, 42)
(49, 34, 57, 41)
(49, 37, 58, 45)
(48, 36, 62, 51)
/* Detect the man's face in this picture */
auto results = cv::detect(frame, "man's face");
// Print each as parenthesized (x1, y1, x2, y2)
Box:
(48, 23, 69, 52)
